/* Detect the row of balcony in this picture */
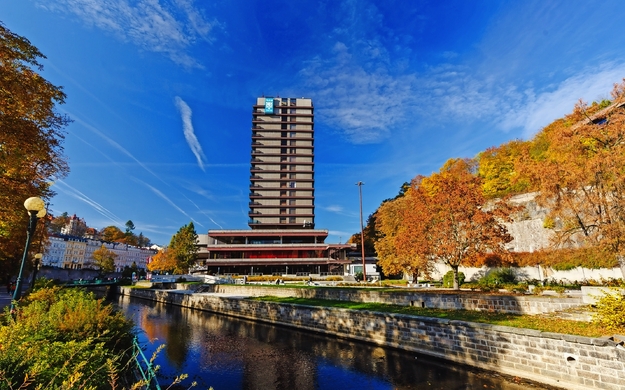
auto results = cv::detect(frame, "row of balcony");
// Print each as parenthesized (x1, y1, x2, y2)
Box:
(252, 130, 315, 139)
(252, 141, 311, 147)
(251, 158, 314, 165)
(250, 175, 314, 181)
(251, 150, 314, 157)
(249, 193, 314, 199)
(249, 202, 314, 208)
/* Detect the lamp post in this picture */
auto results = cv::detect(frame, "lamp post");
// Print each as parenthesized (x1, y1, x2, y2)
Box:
(11, 197, 46, 311)
(356, 181, 367, 282)
(30, 253, 43, 290)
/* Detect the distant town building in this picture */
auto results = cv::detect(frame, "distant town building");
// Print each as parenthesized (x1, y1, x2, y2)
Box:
(42, 234, 156, 271)
(60, 214, 87, 236)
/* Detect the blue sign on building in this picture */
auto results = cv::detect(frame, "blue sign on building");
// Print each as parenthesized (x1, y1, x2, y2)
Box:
(264, 98, 274, 114)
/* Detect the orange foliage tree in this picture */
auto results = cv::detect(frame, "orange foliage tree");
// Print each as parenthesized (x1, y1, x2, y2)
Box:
(524, 80, 625, 277)
(403, 159, 513, 289)
(147, 249, 176, 274)
(375, 193, 433, 280)
(0, 24, 70, 280)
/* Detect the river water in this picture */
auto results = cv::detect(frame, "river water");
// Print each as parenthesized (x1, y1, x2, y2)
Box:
(116, 295, 555, 390)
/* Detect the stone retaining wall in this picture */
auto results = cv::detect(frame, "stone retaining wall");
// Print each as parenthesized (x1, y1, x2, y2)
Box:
(120, 287, 625, 390)
(192, 284, 585, 315)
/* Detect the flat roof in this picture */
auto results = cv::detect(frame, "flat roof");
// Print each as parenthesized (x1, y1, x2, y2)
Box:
(206, 229, 329, 238)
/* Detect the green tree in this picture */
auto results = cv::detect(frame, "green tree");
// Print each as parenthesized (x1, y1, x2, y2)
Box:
(137, 232, 150, 247)
(169, 222, 198, 274)
(125, 220, 135, 234)
(92, 244, 117, 273)
(0, 23, 70, 282)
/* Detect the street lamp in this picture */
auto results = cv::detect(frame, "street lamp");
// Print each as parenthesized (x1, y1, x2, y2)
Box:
(11, 197, 46, 311)
(30, 253, 43, 290)
(356, 182, 367, 282)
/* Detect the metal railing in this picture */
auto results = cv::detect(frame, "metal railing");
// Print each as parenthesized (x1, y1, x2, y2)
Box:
(132, 337, 161, 390)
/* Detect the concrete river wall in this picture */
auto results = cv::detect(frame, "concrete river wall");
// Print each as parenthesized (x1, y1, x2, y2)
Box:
(119, 287, 625, 390)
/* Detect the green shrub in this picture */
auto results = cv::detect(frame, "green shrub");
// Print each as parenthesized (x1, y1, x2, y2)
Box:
(477, 268, 517, 290)
(592, 290, 625, 331)
(442, 271, 465, 288)
(1, 286, 135, 389)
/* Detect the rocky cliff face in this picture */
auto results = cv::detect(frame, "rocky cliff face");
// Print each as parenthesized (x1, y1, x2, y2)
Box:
(504, 192, 552, 253)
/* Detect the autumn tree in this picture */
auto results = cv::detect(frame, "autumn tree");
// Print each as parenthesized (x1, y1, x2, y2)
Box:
(375, 192, 433, 280)
(477, 140, 534, 198)
(92, 245, 117, 273)
(168, 222, 198, 274)
(0, 24, 70, 281)
(406, 159, 513, 289)
(350, 182, 410, 257)
(99, 225, 125, 242)
(48, 212, 69, 235)
(525, 80, 625, 277)
(147, 249, 177, 274)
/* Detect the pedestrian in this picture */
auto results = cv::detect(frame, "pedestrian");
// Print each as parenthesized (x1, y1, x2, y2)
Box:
(6, 281, 10, 294)
(10, 282, 16, 295)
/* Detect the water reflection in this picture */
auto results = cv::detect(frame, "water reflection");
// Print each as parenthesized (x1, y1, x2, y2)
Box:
(116, 295, 554, 390)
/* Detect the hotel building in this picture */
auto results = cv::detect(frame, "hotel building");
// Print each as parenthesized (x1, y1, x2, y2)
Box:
(196, 97, 353, 276)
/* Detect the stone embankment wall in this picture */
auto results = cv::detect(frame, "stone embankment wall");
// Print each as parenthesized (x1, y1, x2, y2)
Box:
(196, 284, 585, 315)
(120, 287, 625, 390)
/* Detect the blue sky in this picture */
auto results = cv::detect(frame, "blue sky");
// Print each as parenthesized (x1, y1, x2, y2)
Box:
(2, 1, 625, 246)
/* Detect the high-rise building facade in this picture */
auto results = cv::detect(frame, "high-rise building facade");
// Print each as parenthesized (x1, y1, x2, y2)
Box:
(249, 97, 315, 229)
(195, 96, 353, 277)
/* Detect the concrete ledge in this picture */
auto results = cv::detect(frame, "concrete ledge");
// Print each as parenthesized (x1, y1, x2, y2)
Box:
(197, 284, 586, 315)
(119, 287, 625, 390)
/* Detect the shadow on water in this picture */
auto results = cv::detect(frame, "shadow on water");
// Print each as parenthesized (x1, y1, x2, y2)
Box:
(116, 295, 559, 390)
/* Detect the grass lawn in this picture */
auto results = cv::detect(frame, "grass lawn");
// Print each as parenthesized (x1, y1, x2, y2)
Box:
(251, 296, 620, 338)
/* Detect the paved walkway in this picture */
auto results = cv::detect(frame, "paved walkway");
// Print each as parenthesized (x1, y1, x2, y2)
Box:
(0, 292, 13, 311)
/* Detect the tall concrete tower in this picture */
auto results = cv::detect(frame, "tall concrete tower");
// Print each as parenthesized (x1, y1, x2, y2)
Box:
(249, 97, 315, 229)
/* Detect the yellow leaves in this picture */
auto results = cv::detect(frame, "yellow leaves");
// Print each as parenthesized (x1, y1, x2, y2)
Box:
(92, 245, 117, 272)
(0, 24, 69, 266)
(147, 249, 177, 273)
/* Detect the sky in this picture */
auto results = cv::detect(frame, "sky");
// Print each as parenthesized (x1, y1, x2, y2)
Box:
(2, 1, 625, 246)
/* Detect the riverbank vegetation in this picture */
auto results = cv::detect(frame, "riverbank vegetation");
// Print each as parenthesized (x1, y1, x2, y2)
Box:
(0, 285, 135, 389)
(351, 81, 625, 287)
(147, 222, 199, 274)
(253, 295, 624, 338)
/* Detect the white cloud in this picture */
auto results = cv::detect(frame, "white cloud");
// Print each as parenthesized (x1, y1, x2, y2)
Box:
(141, 180, 203, 227)
(497, 64, 625, 137)
(299, 42, 418, 144)
(69, 114, 163, 179)
(324, 205, 344, 213)
(38, 0, 217, 68)
(53, 180, 124, 226)
(174, 96, 206, 170)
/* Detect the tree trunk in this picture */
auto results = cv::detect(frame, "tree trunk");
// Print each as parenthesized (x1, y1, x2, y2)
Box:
(618, 255, 625, 279)
(452, 266, 460, 290)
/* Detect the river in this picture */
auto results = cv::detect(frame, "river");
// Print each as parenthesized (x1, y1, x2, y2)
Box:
(116, 294, 556, 390)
